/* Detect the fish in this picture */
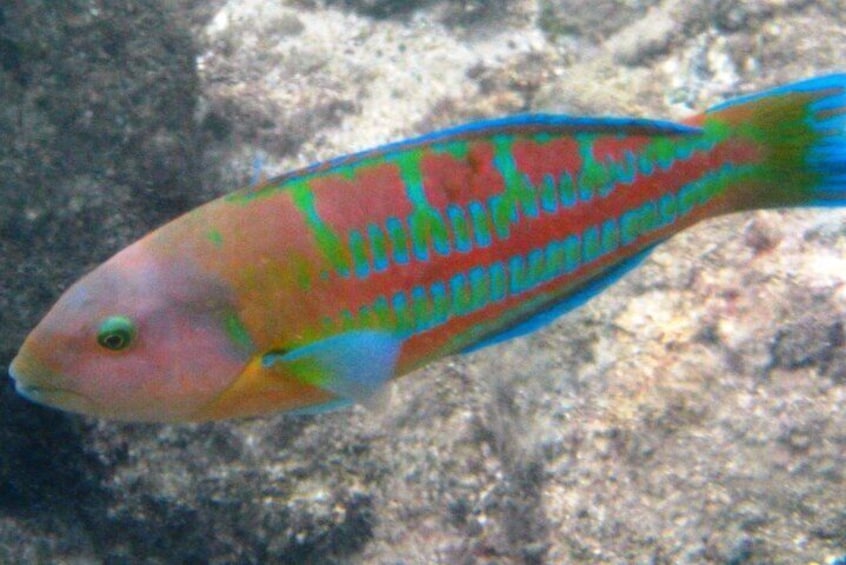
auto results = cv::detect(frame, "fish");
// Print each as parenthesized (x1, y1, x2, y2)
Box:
(8, 74, 846, 422)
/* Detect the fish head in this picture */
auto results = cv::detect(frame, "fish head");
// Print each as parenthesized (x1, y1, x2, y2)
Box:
(8, 240, 254, 422)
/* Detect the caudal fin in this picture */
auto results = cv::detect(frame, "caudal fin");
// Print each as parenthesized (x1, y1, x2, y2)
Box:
(699, 74, 846, 209)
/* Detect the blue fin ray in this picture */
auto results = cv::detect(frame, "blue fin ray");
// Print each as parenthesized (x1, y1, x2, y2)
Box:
(262, 330, 402, 404)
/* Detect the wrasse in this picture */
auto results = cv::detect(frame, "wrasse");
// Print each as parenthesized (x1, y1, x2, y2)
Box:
(9, 75, 846, 422)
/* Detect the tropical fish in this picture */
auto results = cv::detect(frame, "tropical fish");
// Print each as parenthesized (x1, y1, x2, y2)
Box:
(8, 75, 846, 422)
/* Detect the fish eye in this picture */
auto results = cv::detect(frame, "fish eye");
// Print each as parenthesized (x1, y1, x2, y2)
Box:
(96, 316, 137, 351)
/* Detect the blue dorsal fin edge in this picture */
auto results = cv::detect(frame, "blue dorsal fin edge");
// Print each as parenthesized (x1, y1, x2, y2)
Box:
(267, 115, 702, 186)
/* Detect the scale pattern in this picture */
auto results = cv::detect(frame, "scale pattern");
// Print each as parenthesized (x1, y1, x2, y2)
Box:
(211, 75, 845, 376)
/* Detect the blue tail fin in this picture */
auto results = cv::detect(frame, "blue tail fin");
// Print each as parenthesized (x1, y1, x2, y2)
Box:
(705, 74, 846, 207)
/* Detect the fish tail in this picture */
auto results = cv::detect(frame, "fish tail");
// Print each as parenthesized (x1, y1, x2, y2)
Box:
(696, 74, 846, 210)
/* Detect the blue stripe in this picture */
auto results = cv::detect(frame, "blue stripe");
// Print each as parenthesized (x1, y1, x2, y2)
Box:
(447, 205, 472, 253)
(386, 216, 409, 265)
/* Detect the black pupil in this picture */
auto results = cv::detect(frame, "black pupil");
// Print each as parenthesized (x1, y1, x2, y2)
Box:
(102, 332, 126, 350)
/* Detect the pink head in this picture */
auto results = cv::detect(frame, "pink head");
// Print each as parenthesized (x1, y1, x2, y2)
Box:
(9, 240, 254, 422)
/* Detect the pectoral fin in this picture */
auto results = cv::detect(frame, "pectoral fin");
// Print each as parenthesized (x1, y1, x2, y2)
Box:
(262, 330, 403, 405)
(193, 330, 402, 421)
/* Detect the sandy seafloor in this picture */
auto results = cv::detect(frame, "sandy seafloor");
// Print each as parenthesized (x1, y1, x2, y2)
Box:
(1, 0, 845, 563)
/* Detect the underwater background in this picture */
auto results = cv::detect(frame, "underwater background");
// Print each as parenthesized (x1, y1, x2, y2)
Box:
(1, 0, 845, 563)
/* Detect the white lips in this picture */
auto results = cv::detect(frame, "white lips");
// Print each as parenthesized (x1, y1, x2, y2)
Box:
(14, 381, 46, 403)
(7, 358, 24, 390)
(9, 358, 48, 404)
(8, 355, 71, 407)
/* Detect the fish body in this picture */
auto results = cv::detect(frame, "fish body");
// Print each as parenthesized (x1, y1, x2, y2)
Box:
(9, 75, 846, 421)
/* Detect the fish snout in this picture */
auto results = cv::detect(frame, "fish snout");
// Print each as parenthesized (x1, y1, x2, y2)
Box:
(9, 354, 47, 403)
(7, 353, 78, 409)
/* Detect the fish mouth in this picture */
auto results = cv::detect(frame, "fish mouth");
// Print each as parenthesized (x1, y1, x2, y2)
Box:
(13, 380, 84, 406)
(8, 356, 95, 413)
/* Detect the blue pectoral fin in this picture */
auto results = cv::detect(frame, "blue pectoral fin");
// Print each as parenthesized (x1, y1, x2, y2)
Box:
(262, 330, 403, 405)
(463, 245, 659, 354)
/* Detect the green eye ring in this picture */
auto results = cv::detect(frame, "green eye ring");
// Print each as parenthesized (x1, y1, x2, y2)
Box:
(97, 316, 137, 351)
